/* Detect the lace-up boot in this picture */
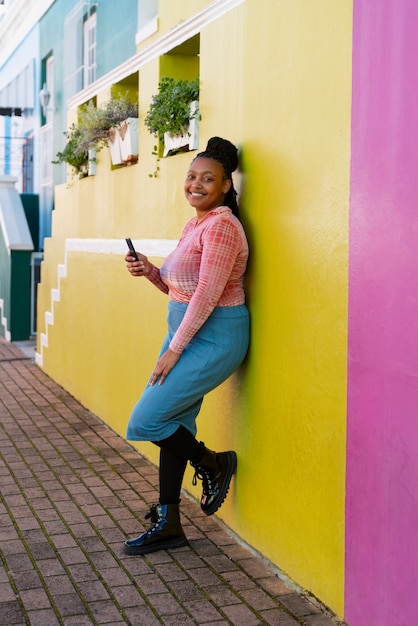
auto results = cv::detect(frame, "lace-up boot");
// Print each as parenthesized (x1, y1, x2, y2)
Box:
(191, 449, 237, 516)
(123, 503, 188, 555)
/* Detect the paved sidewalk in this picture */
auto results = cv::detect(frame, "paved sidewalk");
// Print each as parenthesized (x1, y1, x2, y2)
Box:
(0, 338, 344, 626)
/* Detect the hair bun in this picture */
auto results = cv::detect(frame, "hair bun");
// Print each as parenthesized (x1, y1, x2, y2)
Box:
(205, 137, 238, 173)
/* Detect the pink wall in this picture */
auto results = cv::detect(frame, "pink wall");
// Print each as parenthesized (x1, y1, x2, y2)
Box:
(346, 1, 418, 624)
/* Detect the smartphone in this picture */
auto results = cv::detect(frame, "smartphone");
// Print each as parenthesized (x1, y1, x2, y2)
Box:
(125, 238, 139, 261)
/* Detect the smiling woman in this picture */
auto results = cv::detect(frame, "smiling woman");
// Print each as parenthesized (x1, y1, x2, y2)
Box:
(122, 136, 250, 555)
(186, 136, 240, 218)
(184, 157, 232, 219)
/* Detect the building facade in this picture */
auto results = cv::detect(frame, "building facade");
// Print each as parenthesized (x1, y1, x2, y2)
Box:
(1, 1, 418, 624)
(0, 0, 138, 244)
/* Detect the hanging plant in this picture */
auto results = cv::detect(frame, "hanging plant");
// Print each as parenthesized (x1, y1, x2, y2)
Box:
(53, 94, 138, 176)
(144, 77, 199, 141)
(144, 77, 200, 177)
(52, 123, 90, 178)
(76, 95, 138, 154)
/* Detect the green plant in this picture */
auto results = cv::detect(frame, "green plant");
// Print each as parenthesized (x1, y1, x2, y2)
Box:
(52, 124, 89, 177)
(144, 77, 199, 177)
(53, 93, 138, 176)
(76, 95, 138, 154)
(144, 77, 199, 143)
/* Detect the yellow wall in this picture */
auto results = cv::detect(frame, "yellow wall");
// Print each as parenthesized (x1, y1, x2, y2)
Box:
(234, 1, 352, 613)
(158, 0, 211, 37)
(37, 0, 352, 617)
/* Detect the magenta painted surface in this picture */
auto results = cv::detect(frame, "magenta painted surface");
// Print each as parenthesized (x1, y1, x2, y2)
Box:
(346, 1, 418, 625)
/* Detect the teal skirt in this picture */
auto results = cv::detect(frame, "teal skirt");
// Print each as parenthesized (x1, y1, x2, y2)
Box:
(126, 301, 249, 442)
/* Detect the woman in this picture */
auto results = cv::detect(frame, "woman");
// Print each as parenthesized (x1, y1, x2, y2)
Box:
(124, 137, 249, 555)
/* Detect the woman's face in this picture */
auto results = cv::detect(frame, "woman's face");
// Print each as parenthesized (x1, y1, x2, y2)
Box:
(184, 157, 231, 217)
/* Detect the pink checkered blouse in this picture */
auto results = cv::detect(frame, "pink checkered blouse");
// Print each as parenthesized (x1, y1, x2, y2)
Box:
(147, 206, 249, 353)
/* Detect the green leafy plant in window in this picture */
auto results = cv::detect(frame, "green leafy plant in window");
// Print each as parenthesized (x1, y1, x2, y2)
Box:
(144, 77, 200, 177)
(53, 93, 138, 178)
(53, 123, 90, 178)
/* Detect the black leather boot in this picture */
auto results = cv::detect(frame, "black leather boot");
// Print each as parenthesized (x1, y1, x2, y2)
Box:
(123, 503, 188, 555)
(191, 449, 237, 516)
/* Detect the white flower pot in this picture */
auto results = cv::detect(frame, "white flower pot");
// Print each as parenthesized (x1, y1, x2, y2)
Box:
(163, 101, 199, 157)
(108, 127, 123, 165)
(88, 147, 96, 176)
(119, 117, 138, 163)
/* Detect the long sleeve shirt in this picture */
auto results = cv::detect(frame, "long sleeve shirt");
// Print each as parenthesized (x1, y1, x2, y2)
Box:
(146, 206, 249, 354)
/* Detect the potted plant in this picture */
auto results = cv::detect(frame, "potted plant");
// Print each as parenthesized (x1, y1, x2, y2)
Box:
(144, 76, 200, 172)
(53, 94, 139, 176)
(52, 123, 90, 179)
(117, 117, 139, 163)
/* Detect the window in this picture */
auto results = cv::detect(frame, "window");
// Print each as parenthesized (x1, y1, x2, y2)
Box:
(64, 1, 97, 101)
(83, 11, 96, 87)
(22, 136, 33, 193)
(44, 55, 54, 125)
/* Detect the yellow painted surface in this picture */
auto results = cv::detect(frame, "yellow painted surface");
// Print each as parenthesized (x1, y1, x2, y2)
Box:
(42, 251, 167, 429)
(37, 0, 352, 617)
(230, 3, 352, 614)
(158, 0, 211, 36)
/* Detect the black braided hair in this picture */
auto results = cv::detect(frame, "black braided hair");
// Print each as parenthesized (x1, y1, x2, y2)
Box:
(193, 137, 240, 218)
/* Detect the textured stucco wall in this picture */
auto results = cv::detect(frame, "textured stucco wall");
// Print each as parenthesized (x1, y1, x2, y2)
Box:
(36, 0, 352, 617)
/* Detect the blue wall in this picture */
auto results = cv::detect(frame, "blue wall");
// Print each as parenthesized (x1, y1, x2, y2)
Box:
(40, 0, 138, 186)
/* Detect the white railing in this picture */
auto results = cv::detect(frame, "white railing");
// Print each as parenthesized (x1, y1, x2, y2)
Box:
(0, 135, 33, 192)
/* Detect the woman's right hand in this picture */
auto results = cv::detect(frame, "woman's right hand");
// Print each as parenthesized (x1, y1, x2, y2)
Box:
(125, 252, 152, 277)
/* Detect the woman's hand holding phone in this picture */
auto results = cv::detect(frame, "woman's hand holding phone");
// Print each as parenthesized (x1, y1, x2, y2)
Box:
(125, 238, 152, 277)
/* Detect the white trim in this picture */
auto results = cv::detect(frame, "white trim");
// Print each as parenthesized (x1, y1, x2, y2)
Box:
(0, 0, 55, 69)
(135, 16, 158, 46)
(64, 237, 177, 257)
(35, 237, 177, 367)
(68, 0, 245, 109)
(0, 298, 11, 342)
(0, 176, 34, 251)
(83, 10, 97, 87)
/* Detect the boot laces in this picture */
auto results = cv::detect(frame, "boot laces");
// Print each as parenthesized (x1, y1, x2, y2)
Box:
(144, 504, 161, 534)
(192, 463, 220, 496)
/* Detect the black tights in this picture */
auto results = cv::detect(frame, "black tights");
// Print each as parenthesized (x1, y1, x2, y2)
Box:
(153, 426, 206, 505)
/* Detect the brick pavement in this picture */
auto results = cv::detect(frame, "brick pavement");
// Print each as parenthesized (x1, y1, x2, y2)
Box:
(0, 338, 345, 626)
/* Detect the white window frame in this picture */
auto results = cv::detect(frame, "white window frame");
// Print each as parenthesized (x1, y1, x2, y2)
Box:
(83, 10, 97, 87)
(64, 1, 97, 101)
(45, 55, 54, 124)
(136, 0, 158, 45)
